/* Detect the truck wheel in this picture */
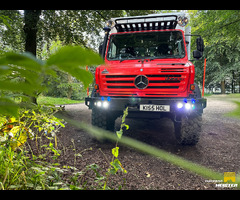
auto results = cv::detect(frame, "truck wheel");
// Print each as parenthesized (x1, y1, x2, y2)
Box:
(174, 113, 202, 145)
(91, 107, 115, 132)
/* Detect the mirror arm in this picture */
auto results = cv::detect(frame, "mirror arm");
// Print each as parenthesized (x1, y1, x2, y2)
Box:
(185, 34, 201, 37)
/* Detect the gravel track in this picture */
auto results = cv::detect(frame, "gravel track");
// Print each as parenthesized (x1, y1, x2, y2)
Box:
(57, 96, 240, 190)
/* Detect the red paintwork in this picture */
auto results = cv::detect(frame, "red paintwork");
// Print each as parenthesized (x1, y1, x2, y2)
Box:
(95, 29, 195, 98)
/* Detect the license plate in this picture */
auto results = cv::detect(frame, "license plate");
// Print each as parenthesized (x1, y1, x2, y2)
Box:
(140, 104, 170, 112)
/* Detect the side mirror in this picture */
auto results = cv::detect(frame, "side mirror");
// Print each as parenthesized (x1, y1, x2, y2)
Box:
(196, 37, 204, 52)
(193, 50, 203, 59)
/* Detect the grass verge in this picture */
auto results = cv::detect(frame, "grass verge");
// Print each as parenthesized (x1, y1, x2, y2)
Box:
(37, 96, 84, 105)
(224, 100, 240, 119)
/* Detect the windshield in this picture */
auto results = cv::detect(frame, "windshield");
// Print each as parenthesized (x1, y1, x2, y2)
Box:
(107, 31, 185, 61)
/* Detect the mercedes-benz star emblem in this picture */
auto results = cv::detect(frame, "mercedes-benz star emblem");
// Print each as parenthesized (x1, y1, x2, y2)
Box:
(134, 75, 149, 89)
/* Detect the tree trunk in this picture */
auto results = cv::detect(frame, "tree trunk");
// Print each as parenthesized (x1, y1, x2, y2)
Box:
(67, 74, 73, 99)
(221, 80, 226, 94)
(23, 10, 42, 104)
(239, 72, 240, 93)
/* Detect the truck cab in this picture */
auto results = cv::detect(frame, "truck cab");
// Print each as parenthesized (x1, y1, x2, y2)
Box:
(85, 13, 207, 145)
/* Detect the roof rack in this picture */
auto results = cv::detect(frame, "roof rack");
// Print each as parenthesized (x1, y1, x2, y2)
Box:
(114, 14, 179, 32)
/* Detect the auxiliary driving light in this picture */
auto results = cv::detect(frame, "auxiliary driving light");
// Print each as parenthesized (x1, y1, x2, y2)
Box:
(106, 20, 115, 28)
(177, 103, 184, 109)
(177, 16, 188, 27)
(97, 101, 102, 107)
(185, 103, 191, 110)
(177, 99, 197, 111)
(102, 101, 109, 108)
(192, 104, 196, 110)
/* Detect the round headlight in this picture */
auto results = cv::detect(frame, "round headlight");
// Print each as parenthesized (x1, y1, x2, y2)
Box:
(178, 16, 188, 27)
(106, 20, 115, 28)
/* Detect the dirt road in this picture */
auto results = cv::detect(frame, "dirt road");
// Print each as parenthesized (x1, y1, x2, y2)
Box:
(57, 96, 240, 189)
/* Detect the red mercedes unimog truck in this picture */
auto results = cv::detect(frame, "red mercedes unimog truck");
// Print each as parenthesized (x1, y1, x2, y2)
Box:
(85, 13, 207, 145)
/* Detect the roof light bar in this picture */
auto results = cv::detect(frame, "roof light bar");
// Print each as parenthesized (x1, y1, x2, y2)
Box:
(113, 14, 179, 32)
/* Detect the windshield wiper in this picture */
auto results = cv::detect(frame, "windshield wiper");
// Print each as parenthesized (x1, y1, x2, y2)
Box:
(149, 56, 172, 61)
(119, 59, 129, 63)
(119, 57, 139, 62)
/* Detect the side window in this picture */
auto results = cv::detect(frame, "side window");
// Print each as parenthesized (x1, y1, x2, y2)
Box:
(107, 42, 117, 59)
(177, 39, 184, 55)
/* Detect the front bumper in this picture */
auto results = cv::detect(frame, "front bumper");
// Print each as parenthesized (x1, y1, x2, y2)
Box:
(85, 96, 207, 114)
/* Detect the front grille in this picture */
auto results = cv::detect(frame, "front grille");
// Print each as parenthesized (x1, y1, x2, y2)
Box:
(160, 68, 184, 72)
(104, 74, 183, 89)
(147, 75, 181, 77)
(147, 86, 179, 89)
(107, 86, 135, 89)
(106, 80, 133, 83)
(106, 75, 136, 78)
(100, 68, 189, 97)
(150, 80, 180, 83)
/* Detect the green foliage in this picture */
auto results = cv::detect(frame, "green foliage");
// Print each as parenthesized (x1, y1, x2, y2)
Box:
(193, 38, 240, 88)
(0, 10, 156, 53)
(0, 11, 24, 52)
(189, 10, 240, 92)
(0, 45, 103, 116)
(103, 107, 129, 190)
(221, 94, 240, 119)
(0, 52, 46, 97)
(47, 46, 103, 88)
(225, 100, 240, 119)
(0, 105, 128, 190)
(0, 40, 105, 190)
(0, 97, 19, 117)
(0, 143, 71, 190)
(0, 105, 65, 150)
(116, 107, 129, 139)
(189, 10, 240, 42)
(0, 106, 67, 190)
(0, 15, 12, 30)
(112, 147, 119, 158)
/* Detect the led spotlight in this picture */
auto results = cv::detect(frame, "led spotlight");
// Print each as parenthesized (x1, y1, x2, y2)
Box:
(97, 101, 102, 107)
(185, 103, 191, 110)
(103, 101, 109, 108)
(177, 103, 183, 109)
(178, 16, 188, 27)
(106, 20, 115, 28)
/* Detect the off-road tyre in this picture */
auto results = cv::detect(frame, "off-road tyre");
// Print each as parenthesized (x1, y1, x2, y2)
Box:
(174, 113, 202, 145)
(91, 107, 115, 132)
